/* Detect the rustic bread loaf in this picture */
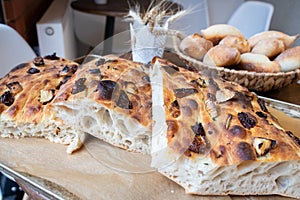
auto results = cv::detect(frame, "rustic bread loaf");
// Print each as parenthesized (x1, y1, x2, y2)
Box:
(0, 54, 85, 153)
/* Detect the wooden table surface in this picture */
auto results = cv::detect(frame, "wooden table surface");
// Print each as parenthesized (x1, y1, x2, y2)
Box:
(258, 81, 300, 105)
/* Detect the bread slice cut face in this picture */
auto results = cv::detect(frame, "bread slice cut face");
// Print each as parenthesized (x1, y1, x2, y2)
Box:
(0, 54, 85, 153)
(150, 57, 300, 198)
(52, 56, 152, 154)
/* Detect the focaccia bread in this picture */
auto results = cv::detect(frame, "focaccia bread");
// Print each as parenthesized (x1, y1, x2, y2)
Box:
(0, 54, 85, 153)
(52, 55, 152, 153)
(30, 53, 299, 197)
(150, 57, 300, 198)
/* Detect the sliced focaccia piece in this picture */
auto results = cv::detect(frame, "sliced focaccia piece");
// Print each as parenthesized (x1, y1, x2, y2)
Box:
(52, 55, 152, 153)
(0, 53, 85, 153)
(150, 57, 300, 198)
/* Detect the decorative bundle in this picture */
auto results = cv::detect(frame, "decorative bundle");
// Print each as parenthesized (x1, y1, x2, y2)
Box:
(125, 0, 187, 63)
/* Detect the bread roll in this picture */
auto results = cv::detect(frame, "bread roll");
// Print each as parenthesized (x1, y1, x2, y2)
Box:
(179, 33, 213, 60)
(251, 38, 285, 58)
(219, 35, 250, 53)
(239, 53, 281, 73)
(248, 31, 299, 49)
(275, 46, 300, 72)
(201, 24, 244, 45)
(203, 45, 240, 67)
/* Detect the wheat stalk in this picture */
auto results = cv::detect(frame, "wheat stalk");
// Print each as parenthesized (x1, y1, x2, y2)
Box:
(125, 0, 189, 33)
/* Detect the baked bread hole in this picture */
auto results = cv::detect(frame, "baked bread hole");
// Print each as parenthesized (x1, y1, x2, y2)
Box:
(81, 116, 97, 129)
(98, 109, 112, 127)
(275, 176, 290, 189)
(59, 105, 79, 117)
(115, 119, 129, 136)
(124, 139, 132, 146)
(138, 134, 149, 145)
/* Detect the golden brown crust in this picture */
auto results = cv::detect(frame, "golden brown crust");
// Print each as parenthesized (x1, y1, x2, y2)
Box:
(203, 45, 241, 67)
(179, 33, 213, 60)
(54, 56, 152, 128)
(152, 57, 300, 166)
(0, 53, 79, 123)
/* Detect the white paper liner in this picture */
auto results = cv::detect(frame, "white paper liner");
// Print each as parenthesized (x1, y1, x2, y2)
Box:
(0, 106, 299, 199)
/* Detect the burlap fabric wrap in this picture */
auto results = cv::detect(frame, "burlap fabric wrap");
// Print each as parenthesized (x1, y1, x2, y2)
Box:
(173, 33, 300, 92)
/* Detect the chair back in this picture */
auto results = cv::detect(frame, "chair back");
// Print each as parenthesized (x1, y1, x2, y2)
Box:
(0, 24, 36, 77)
(227, 1, 274, 39)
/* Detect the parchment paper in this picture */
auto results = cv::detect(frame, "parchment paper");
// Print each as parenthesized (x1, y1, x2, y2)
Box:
(0, 107, 299, 200)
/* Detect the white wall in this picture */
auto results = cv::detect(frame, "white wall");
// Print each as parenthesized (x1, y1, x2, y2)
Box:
(207, 0, 244, 25)
(169, 0, 209, 34)
(262, 0, 300, 46)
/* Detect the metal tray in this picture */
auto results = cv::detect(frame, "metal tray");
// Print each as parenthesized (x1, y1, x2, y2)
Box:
(259, 96, 300, 119)
(1, 96, 300, 200)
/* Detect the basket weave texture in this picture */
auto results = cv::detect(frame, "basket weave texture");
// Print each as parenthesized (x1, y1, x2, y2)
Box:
(173, 35, 300, 92)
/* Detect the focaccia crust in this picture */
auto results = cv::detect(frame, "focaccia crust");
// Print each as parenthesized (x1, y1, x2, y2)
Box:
(52, 55, 152, 153)
(0, 53, 84, 153)
(151, 57, 300, 198)
(0, 54, 78, 123)
(54, 56, 152, 128)
(153, 57, 300, 165)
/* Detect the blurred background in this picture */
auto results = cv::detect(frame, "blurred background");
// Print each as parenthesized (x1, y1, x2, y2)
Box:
(0, 0, 300, 61)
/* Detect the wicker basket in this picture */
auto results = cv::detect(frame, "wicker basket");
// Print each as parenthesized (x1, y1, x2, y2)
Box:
(173, 34, 300, 92)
